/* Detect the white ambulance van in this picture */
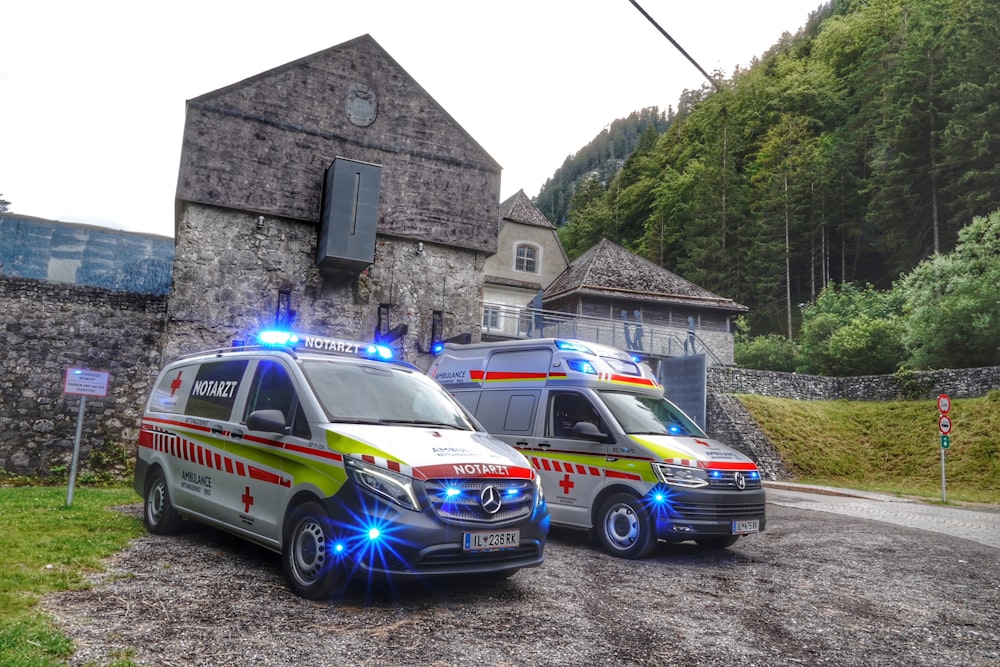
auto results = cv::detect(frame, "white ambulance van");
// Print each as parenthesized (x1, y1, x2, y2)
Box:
(428, 338, 765, 558)
(133, 331, 549, 598)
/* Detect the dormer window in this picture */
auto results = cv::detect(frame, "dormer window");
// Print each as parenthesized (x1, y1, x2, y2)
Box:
(515, 243, 539, 274)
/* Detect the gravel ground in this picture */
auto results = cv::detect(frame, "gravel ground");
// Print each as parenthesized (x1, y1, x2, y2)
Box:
(44, 498, 1000, 667)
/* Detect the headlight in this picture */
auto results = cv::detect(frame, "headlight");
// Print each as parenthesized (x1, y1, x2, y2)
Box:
(651, 462, 709, 488)
(346, 458, 421, 511)
(533, 472, 545, 507)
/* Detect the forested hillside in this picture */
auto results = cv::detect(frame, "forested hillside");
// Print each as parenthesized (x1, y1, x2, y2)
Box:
(543, 0, 1000, 338)
(533, 107, 670, 226)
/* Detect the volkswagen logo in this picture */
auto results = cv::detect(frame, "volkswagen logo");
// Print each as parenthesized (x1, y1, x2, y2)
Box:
(734, 472, 746, 490)
(480, 485, 502, 514)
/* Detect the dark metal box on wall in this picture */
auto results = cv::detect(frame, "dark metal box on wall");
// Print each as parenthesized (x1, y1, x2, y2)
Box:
(316, 157, 382, 272)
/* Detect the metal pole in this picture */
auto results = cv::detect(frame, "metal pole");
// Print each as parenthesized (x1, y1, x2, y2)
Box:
(940, 446, 946, 503)
(66, 396, 86, 506)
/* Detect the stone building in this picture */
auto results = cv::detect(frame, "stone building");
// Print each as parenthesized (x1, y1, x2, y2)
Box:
(481, 190, 568, 340)
(166, 34, 501, 366)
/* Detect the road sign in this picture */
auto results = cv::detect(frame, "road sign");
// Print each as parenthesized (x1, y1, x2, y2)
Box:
(941, 435, 951, 449)
(63, 368, 111, 397)
(937, 394, 951, 414)
(938, 414, 953, 435)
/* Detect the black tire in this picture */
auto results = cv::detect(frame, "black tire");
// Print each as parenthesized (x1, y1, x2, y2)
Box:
(695, 535, 740, 549)
(282, 501, 341, 600)
(144, 468, 183, 535)
(596, 493, 656, 559)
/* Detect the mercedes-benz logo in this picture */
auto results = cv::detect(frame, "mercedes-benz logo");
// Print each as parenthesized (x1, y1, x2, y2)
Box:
(734, 472, 746, 490)
(480, 485, 502, 514)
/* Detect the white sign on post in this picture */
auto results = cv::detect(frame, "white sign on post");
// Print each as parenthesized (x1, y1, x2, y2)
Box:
(63, 368, 112, 505)
(64, 368, 111, 397)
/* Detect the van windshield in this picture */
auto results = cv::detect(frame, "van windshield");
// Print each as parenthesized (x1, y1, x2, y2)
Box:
(301, 360, 475, 430)
(598, 391, 707, 438)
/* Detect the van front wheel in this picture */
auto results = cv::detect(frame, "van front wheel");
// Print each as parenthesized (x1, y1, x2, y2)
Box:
(144, 469, 183, 535)
(597, 493, 656, 559)
(282, 501, 341, 599)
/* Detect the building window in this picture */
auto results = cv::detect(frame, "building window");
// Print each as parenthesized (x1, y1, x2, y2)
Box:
(515, 244, 538, 274)
(483, 306, 500, 329)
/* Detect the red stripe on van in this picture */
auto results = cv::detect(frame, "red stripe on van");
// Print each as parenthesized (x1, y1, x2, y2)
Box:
(605, 469, 642, 481)
(702, 461, 760, 471)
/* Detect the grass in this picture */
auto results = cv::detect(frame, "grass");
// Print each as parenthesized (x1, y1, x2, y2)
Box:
(0, 486, 143, 667)
(738, 391, 1000, 504)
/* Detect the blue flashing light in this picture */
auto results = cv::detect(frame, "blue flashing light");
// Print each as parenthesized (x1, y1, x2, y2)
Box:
(555, 339, 594, 355)
(365, 344, 394, 360)
(747, 470, 761, 480)
(333, 542, 345, 554)
(667, 423, 683, 435)
(566, 358, 598, 375)
(709, 470, 724, 479)
(258, 330, 299, 346)
(445, 487, 462, 498)
(505, 488, 521, 497)
(430, 341, 445, 355)
(368, 527, 381, 541)
(631, 355, 641, 363)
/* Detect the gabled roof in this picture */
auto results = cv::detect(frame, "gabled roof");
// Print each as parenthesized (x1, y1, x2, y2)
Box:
(543, 238, 747, 313)
(499, 190, 555, 229)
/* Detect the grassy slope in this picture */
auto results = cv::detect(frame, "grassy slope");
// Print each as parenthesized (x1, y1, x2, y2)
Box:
(737, 392, 1000, 503)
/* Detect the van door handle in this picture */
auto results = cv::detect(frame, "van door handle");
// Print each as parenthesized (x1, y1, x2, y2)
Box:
(211, 424, 224, 434)
(515, 440, 529, 447)
(231, 430, 244, 440)
(537, 442, 551, 449)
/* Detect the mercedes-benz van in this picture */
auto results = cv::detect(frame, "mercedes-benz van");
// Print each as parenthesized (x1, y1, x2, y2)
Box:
(134, 331, 548, 598)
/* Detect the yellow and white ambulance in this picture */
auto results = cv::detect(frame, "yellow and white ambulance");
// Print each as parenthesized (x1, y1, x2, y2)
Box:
(428, 338, 765, 558)
(133, 331, 548, 598)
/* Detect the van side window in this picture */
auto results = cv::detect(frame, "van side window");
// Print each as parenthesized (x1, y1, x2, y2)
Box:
(244, 360, 310, 439)
(548, 392, 604, 439)
(474, 391, 539, 435)
(184, 360, 248, 420)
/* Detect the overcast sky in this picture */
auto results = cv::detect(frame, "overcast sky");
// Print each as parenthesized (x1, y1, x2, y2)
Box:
(0, 0, 822, 238)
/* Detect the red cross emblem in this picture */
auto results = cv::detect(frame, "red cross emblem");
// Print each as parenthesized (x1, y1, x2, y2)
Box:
(242, 486, 254, 513)
(559, 473, 575, 495)
(170, 371, 183, 397)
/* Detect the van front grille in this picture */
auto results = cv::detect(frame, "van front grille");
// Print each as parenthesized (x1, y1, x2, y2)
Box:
(424, 478, 534, 524)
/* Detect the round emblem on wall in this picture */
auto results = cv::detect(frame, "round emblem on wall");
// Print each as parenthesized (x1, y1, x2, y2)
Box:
(345, 83, 378, 127)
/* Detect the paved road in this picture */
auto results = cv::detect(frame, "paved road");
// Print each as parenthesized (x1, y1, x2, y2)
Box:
(765, 481, 1000, 549)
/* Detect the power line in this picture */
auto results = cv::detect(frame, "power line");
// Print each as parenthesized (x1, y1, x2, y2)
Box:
(627, 0, 720, 91)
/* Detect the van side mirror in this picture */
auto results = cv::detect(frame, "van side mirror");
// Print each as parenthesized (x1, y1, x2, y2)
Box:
(573, 421, 606, 442)
(247, 409, 289, 434)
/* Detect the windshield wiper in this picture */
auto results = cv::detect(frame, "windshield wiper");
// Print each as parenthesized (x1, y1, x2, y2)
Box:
(378, 419, 464, 429)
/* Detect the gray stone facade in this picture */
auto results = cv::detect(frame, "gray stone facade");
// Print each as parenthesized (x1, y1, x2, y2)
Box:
(0, 276, 167, 478)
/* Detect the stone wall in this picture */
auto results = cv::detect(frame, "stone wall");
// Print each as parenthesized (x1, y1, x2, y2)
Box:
(0, 276, 168, 479)
(707, 365, 1000, 401)
(162, 203, 486, 368)
(704, 365, 1000, 480)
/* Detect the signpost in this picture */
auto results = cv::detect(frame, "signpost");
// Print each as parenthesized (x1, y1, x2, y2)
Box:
(63, 368, 111, 506)
(937, 394, 951, 503)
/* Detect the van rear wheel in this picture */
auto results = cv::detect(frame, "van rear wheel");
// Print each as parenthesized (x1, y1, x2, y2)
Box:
(596, 493, 656, 559)
(283, 501, 341, 599)
(144, 469, 183, 535)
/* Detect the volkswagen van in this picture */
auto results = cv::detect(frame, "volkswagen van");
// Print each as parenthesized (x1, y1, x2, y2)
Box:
(428, 338, 764, 558)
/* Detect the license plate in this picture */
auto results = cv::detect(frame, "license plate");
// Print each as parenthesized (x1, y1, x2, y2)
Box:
(732, 519, 760, 535)
(464, 529, 520, 552)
